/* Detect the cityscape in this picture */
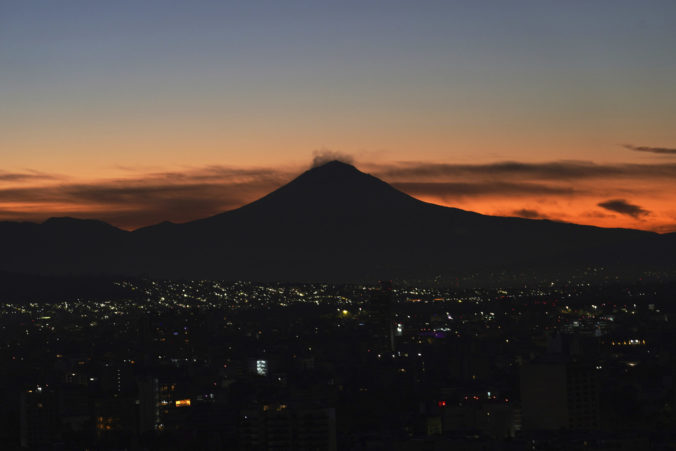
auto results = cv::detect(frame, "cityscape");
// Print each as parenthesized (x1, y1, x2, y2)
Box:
(2, 271, 676, 449)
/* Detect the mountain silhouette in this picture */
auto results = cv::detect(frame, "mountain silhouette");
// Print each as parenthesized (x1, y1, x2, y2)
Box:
(1, 161, 674, 282)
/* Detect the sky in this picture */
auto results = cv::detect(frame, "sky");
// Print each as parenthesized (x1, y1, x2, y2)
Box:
(1, 1, 676, 232)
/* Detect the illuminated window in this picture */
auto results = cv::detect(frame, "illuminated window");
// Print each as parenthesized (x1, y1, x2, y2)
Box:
(256, 360, 268, 376)
(175, 399, 191, 407)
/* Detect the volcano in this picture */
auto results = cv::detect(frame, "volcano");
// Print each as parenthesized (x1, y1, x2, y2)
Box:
(1, 161, 674, 282)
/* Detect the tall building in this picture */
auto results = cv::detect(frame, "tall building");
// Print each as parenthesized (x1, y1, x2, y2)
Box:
(520, 360, 600, 431)
(369, 280, 395, 353)
(138, 377, 160, 433)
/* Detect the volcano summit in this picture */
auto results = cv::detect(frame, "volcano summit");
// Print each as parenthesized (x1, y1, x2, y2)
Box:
(1, 161, 674, 282)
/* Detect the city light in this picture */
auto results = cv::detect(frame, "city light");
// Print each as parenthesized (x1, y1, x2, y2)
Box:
(256, 360, 268, 376)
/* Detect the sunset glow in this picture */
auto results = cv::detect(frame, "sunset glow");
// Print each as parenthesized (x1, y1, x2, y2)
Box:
(2, 1, 675, 232)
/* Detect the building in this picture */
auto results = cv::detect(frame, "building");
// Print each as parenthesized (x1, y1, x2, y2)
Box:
(520, 360, 600, 431)
(239, 405, 336, 450)
(20, 388, 61, 448)
(368, 280, 395, 352)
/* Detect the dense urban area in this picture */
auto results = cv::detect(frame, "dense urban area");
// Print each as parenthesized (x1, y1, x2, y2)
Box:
(2, 270, 676, 450)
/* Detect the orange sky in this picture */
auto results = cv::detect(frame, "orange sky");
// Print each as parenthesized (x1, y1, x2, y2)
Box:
(1, 155, 675, 233)
(2, 2, 676, 232)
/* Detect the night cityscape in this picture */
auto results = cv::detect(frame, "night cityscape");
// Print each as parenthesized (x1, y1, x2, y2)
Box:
(1, 271, 676, 449)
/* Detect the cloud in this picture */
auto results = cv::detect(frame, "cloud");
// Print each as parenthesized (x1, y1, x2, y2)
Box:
(624, 144, 676, 155)
(144, 166, 285, 183)
(311, 149, 355, 168)
(597, 199, 650, 218)
(512, 209, 547, 219)
(0, 166, 293, 230)
(369, 160, 676, 181)
(652, 224, 676, 233)
(391, 181, 576, 199)
(0, 170, 58, 183)
(580, 211, 615, 219)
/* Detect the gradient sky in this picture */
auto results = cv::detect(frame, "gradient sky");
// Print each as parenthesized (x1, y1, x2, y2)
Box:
(2, 1, 676, 231)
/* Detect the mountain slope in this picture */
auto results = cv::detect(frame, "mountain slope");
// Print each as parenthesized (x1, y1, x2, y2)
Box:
(128, 161, 671, 280)
(0, 217, 129, 275)
(0, 161, 673, 281)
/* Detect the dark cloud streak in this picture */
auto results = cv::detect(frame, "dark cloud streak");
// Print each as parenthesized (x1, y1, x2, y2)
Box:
(0, 170, 58, 182)
(370, 160, 676, 181)
(624, 144, 676, 155)
(391, 181, 577, 199)
(512, 209, 547, 219)
(598, 199, 650, 218)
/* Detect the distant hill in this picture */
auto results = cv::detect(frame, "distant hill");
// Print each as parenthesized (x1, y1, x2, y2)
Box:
(1, 160, 674, 282)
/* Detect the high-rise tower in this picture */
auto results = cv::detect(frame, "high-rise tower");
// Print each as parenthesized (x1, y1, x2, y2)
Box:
(369, 280, 395, 353)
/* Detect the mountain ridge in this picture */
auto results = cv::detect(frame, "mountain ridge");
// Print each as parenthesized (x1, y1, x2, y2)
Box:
(0, 161, 674, 282)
